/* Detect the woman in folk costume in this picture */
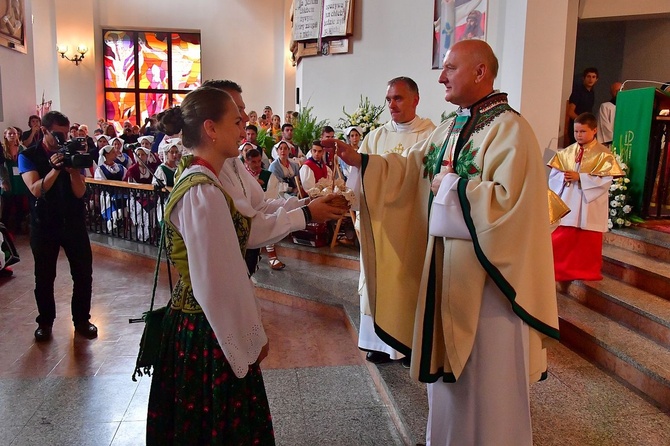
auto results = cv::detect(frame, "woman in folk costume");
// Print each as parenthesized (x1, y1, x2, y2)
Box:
(94, 145, 128, 231)
(146, 86, 274, 445)
(124, 146, 153, 184)
(110, 137, 133, 168)
(268, 141, 301, 197)
(138, 135, 160, 171)
(125, 146, 154, 241)
(153, 137, 183, 189)
(153, 138, 183, 225)
(548, 112, 623, 282)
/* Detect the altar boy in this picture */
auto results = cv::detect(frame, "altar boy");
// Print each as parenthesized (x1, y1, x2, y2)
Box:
(548, 112, 623, 282)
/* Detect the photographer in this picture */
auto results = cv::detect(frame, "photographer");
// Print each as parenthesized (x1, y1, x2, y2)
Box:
(18, 111, 97, 342)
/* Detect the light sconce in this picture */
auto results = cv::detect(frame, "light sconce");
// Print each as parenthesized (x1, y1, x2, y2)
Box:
(56, 44, 88, 66)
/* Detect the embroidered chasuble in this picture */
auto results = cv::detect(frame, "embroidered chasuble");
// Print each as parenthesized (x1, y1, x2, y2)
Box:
(359, 93, 559, 384)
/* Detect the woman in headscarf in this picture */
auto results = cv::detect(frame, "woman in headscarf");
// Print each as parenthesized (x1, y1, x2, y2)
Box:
(94, 145, 127, 231)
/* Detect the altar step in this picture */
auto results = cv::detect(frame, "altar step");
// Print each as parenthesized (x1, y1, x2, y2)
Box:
(558, 228, 670, 411)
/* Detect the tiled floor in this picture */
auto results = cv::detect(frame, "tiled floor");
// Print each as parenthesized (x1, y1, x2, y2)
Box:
(0, 235, 401, 445)
(1, 234, 669, 445)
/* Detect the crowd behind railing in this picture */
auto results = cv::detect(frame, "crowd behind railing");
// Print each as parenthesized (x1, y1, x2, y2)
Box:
(84, 178, 169, 246)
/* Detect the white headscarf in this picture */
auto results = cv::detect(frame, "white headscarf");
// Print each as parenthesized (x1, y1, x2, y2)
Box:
(344, 126, 364, 140)
(95, 134, 109, 147)
(158, 137, 184, 155)
(98, 145, 115, 166)
(138, 135, 154, 145)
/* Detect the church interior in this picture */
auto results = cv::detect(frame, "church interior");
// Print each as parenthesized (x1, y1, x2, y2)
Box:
(0, 1, 669, 445)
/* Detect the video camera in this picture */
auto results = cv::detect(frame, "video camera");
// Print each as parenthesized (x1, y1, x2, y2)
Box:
(124, 142, 140, 151)
(56, 136, 93, 168)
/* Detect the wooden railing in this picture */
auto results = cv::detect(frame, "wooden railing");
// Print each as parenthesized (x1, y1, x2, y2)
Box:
(84, 178, 170, 246)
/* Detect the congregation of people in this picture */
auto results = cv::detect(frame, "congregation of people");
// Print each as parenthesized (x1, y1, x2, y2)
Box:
(0, 39, 629, 445)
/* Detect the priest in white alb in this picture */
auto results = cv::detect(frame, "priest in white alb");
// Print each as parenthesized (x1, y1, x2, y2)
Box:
(355, 76, 435, 365)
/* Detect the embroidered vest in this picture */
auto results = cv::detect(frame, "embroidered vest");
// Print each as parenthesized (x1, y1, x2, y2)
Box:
(163, 172, 251, 313)
(304, 158, 329, 182)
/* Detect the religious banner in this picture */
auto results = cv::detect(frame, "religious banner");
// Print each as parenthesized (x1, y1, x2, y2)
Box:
(432, 0, 488, 69)
(612, 87, 656, 212)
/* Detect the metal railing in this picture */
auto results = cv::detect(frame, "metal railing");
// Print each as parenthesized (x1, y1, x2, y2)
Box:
(84, 178, 169, 246)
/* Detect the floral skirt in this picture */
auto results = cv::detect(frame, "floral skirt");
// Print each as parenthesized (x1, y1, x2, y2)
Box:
(146, 307, 275, 445)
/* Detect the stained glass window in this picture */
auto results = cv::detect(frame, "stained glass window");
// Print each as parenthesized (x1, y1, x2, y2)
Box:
(102, 30, 201, 129)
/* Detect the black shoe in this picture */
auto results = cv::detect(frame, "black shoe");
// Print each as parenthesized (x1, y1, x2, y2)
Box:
(0, 268, 13, 278)
(401, 356, 411, 369)
(74, 322, 98, 339)
(365, 351, 392, 364)
(34, 325, 53, 342)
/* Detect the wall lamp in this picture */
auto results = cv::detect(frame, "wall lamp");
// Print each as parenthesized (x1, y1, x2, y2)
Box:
(56, 44, 88, 66)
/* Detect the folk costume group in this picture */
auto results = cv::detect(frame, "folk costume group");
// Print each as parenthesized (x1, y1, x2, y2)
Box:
(145, 41, 620, 446)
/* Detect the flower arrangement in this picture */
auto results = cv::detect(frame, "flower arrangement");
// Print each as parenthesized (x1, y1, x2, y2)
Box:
(608, 154, 633, 229)
(338, 95, 385, 138)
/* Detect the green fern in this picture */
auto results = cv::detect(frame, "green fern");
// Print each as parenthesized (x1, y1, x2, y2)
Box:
(292, 104, 329, 153)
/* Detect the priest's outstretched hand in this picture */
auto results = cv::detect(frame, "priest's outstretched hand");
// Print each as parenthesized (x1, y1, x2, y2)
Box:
(320, 139, 362, 168)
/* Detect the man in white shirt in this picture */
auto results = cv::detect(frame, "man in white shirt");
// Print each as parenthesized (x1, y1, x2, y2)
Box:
(202, 80, 343, 273)
(597, 81, 622, 146)
(299, 141, 333, 191)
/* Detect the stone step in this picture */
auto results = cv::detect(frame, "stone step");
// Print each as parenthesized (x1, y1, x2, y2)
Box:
(564, 275, 670, 349)
(557, 293, 670, 411)
(604, 227, 670, 263)
(602, 244, 670, 301)
(275, 237, 360, 271)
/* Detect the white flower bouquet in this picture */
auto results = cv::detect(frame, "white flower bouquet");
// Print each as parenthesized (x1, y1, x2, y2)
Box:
(338, 96, 385, 138)
(608, 154, 632, 229)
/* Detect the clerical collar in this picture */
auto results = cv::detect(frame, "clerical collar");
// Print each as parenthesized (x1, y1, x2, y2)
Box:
(457, 90, 500, 116)
(391, 115, 419, 133)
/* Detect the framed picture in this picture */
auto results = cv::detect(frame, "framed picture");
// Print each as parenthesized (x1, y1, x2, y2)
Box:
(0, 0, 26, 54)
(432, 0, 487, 69)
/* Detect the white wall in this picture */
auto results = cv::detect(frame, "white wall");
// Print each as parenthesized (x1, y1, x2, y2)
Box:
(28, 0, 289, 129)
(296, 0, 446, 127)
(0, 0, 36, 129)
(296, 0, 574, 150)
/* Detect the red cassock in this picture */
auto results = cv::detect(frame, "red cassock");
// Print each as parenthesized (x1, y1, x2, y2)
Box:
(551, 226, 603, 281)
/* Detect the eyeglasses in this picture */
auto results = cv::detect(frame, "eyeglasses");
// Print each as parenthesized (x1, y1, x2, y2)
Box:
(48, 131, 67, 143)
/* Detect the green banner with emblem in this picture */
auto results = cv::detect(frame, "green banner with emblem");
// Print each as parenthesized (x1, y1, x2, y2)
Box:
(612, 87, 656, 212)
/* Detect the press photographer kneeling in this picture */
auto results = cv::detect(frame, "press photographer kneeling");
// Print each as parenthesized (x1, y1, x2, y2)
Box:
(18, 111, 97, 342)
